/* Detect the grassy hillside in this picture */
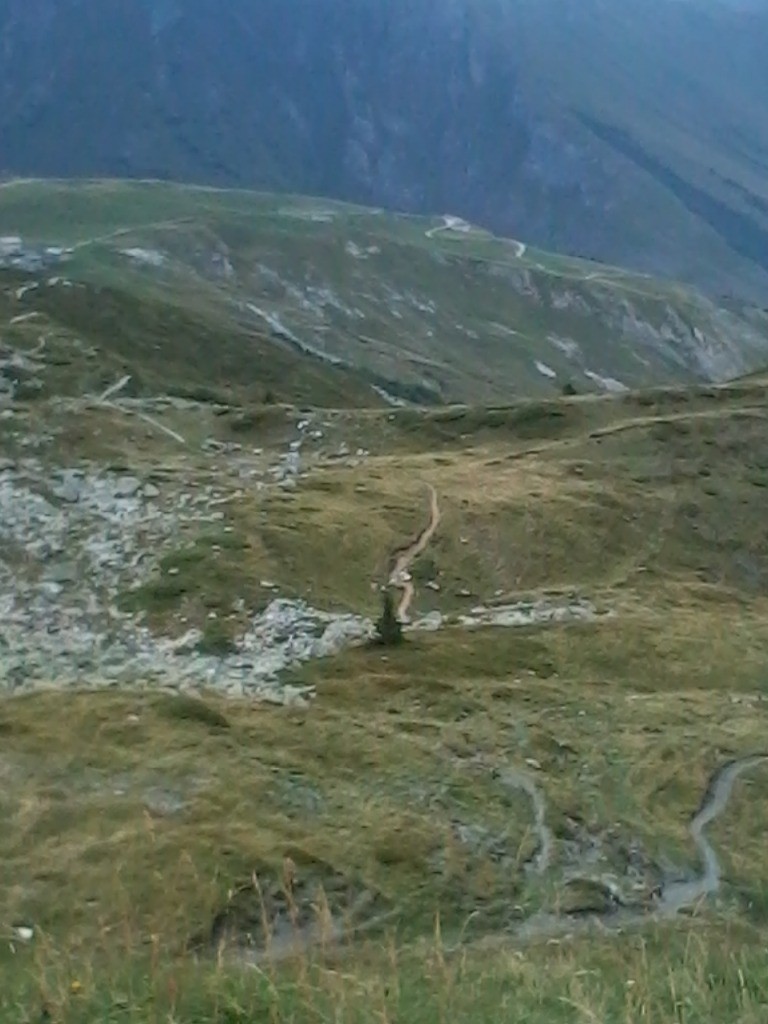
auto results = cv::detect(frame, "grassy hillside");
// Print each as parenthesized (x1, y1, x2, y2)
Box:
(2, 180, 768, 1021)
(2, 180, 768, 406)
(2, 369, 768, 1020)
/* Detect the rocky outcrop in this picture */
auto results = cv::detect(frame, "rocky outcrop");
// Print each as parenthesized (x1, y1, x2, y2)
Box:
(0, 451, 373, 702)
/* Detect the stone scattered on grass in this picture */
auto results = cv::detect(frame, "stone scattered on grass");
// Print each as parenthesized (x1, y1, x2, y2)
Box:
(0, 446, 607, 705)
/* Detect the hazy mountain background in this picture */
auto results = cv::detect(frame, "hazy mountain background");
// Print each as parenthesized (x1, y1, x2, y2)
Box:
(1, 0, 768, 301)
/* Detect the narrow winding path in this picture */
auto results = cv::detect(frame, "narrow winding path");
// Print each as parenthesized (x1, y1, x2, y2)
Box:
(496, 766, 554, 875)
(483, 752, 768, 949)
(382, 484, 764, 940)
(241, 752, 767, 964)
(657, 754, 768, 914)
(69, 218, 190, 251)
(388, 484, 441, 622)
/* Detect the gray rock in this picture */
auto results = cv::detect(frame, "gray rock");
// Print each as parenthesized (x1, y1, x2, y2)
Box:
(113, 476, 141, 499)
(458, 598, 603, 629)
(53, 474, 82, 503)
(142, 482, 160, 499)
(143, 787, 187, 817)
(202, 438, 227, 453)
(314, 617, 373, 656)
(37, 581, 63, 598)
(45, 562, 79, 585)
(0, 457, 15, 473)
(411, 611, 443, 632)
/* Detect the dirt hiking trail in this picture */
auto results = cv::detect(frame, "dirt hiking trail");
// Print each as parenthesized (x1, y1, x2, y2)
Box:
(388, 484, 441, 622)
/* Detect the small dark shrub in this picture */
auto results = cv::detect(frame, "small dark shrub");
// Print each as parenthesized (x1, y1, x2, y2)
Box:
(411, 554, 438, 583)
(196, 619, 238, 657)
(156, 694, 231, 730)
(373, 589, 404, 647)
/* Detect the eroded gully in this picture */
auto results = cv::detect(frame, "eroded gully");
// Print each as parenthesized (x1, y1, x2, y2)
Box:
(475, 753, 768, 949)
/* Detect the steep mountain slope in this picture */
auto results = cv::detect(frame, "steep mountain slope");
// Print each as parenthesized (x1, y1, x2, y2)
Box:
(1, 0, 768, 299)
(2, 180, 768, 407)
(3, 351, 768, 1017)
(3, 185, 768, 1018)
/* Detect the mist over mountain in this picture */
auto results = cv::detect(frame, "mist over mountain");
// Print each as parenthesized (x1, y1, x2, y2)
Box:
(1, 0, 767, 299)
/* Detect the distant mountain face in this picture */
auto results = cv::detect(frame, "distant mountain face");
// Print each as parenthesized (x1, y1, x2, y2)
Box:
(1, 0, 768, 301)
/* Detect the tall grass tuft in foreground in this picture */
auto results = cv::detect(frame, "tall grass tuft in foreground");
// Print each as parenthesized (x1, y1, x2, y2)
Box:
(4, 915, 768, 1024)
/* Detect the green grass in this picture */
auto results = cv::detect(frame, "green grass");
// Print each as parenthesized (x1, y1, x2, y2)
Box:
(2, 179, 768, 407)
(0, 264, 380, 409)
(2, 601, 768, 1020)
(119, 528, 278, 637)
(38, 369, 768, 639)
(3, 200, 768, 1018)
(5, 924, 768, 1023)
(155, 694, 232, 731)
